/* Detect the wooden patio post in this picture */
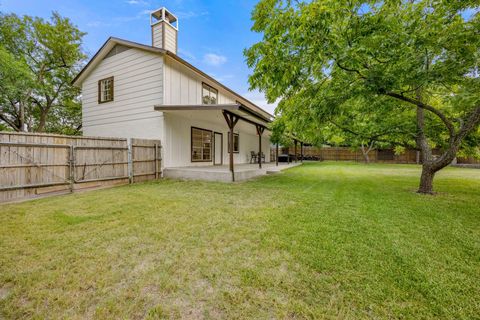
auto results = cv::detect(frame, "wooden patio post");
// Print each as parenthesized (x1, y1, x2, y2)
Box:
(222, 111, 239, 181)
(256, 125, 265, 169)
(275, 143, 279, 166)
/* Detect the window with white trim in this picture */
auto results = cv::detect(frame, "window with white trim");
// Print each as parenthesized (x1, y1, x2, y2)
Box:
(98, 77, 114, 103)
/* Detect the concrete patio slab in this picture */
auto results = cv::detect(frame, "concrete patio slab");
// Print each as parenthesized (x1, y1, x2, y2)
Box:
(163, 162, 302, 182)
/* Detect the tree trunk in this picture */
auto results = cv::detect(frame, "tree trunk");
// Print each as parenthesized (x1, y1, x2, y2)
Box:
(384, 88, 480, 194)
(37, 104, 51, 132)
(361, 142, 374, 164)
(19, 101, 25, 132)
(415, 104, 437, 194)
(37, 111, 47, 132)
(362, 150, 370, 163)
(418, 165, 435, 194)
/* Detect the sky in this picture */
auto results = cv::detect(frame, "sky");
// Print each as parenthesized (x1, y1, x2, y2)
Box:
(0, 0, 278, 114)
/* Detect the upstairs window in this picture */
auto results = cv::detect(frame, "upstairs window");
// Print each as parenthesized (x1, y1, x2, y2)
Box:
(98, 77, 114, 103)
(202, 83, 218, 104)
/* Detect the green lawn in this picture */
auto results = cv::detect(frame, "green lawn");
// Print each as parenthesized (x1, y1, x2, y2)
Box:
(0, 162, 479, 319)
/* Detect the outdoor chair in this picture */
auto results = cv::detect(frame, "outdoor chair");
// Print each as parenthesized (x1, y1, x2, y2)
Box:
(260, 152, 266, 163)
(250, 151, 257, 164)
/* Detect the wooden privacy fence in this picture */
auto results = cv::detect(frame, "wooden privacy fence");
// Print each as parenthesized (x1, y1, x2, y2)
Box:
(285, 146, 420, 164)
(0, 132, 161, 203)
(286, 146, 480, 165)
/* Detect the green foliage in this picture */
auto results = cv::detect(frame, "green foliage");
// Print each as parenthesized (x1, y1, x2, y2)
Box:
(245, 0, 480, 157)
(0, 12, 86, 134)
(269, 116, 293, 146)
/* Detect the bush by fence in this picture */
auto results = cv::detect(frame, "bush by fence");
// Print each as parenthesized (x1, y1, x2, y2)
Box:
(0, 132, 161, 203)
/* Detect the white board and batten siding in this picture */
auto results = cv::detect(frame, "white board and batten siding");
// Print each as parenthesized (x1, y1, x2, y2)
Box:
(163, 56, 235, 105)
(162, 56, 271, 168)
(81, 46, 164, 140)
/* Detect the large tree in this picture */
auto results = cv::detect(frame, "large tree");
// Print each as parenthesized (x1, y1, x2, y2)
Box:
(0, 45, 33, 131)
(245, 0, 480, 194)
(0, 12, 86, 133)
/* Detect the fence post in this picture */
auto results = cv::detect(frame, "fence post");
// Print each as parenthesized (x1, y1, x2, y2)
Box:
(128, 139, 133, 184)
(68, 145, 75, 193)
(154, 143, 159, 180)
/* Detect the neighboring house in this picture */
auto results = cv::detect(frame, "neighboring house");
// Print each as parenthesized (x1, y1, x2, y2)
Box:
(73, 7, 273, 178)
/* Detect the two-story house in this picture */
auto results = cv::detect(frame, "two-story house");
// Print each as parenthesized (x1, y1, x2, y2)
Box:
(73, 8, 276, 181)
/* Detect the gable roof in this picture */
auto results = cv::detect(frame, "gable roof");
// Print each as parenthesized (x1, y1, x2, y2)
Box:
(72, 37, 274, 121)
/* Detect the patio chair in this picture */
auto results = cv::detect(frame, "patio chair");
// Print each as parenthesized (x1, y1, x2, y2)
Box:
(250, 151, 257, 164)
(260, 152, 266, 163)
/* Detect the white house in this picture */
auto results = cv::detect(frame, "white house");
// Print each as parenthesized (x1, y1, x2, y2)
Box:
(73, 7, 279, 181)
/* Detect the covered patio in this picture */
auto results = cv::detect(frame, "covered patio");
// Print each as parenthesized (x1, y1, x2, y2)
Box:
(163, 162, 302, 182)
(155, 103, 306, 182)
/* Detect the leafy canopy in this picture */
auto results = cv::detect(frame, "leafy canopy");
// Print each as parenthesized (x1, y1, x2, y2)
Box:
(0, 12, 86, 133)
(246, 0, 479, 155)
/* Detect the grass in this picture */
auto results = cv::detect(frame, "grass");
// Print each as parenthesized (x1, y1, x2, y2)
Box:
(0, 162, 479, 319)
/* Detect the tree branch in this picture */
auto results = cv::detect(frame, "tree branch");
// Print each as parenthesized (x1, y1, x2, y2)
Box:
(457, 106, 480, 142)
(335, 61, 366, 79)
(329, 119, 412, 143)
(384, 91, 456, 138)
(0, 113, 20, 131)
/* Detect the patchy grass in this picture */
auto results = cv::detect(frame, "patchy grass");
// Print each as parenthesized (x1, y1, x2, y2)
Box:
(0, 162, 479, 319)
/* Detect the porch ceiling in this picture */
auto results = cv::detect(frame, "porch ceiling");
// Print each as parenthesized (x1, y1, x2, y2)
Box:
(154, 104, 271, 130)
(157, 109, 267, 136)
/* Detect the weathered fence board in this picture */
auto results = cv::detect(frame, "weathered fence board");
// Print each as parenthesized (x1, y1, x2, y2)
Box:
(0, 132, 161, 203)
(131, 138, 162, 183)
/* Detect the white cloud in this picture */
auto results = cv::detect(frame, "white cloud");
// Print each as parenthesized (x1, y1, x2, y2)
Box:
(241, 90, 279, 115)
(203, 53, 227, 66)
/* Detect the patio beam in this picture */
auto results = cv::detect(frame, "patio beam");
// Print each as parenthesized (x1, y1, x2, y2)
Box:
(223, 110, 240, 181)
(154, 104, 240, 111)
(224, 110, 268, 130)
(256, 125, 265, 169)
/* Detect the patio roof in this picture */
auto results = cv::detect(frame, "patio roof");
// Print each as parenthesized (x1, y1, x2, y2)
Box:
(154, 103, 271, 129)
(154, 103, 279, 182)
